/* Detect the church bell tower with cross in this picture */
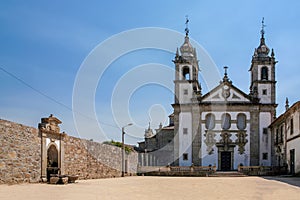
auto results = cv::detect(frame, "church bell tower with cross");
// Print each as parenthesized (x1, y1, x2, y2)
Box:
(173, 17, 202, 166)
(249, 18, 277, 106)
(173, 16, 201, 105)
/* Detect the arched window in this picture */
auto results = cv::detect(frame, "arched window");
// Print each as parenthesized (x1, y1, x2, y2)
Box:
(221, 113, 231, 130)
(182, 66, 190, 80)
(261, 66, 268, 80)
(205, 113, 215, 130)
(237, 113, 246, 130)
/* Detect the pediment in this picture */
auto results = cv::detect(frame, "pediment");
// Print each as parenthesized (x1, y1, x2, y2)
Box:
(201, 83, 251, 103)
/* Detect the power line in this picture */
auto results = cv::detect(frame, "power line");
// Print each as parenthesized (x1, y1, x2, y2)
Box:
(0, 66, 119, 129)
(0, 66, 73, 111)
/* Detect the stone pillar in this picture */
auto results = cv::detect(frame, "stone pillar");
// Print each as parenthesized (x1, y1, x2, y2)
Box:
(59, 133, 66, 175)
(152, 155, 156, 166)
(173, 107, 180, 166)
(270, 127, 275, 166)
(145, 153, 148, 166)
(250, 107, 260, 166)
(140, 153, 143, 167)
(192, 104, 201, 166)
(149, 154, 152, 166)
(40, 135, 47, 181)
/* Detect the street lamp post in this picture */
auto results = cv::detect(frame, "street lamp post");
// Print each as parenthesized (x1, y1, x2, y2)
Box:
(122, 123, 132, 177)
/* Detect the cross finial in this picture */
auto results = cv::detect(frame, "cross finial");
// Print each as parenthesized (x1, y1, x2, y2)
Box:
(261, 17, 266, 38)
(222, 66, 231, 83)
(185, 15, 189, 36)
(224, 66, 228, 76)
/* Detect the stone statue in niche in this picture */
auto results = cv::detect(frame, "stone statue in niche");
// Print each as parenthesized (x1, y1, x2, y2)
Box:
(219, 132, 232, 151)
(204, 131, 216, 155)
(235, 132, 248, 154)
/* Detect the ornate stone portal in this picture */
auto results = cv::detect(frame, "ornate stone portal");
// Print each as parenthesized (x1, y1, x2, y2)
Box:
(218, 132, 233, 151)
(203, 130, 249, 170)
(216, 132, 235, 171)
(204, 131, 248, 155)
(39, 114, 65, 182)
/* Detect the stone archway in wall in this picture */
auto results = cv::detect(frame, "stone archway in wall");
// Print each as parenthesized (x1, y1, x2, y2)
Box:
(39, 114, 65, 182)
(47, 144, 58, 167)
(46, 144, 60, 181)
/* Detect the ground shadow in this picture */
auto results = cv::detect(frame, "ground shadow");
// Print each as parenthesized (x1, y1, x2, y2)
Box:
(262, 176, 300, 188)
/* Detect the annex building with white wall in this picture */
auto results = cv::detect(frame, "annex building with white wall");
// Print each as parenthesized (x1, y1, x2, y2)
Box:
(270, 100, 300, 175)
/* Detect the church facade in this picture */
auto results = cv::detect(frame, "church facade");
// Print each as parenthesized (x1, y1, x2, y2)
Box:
(138, 22, 278, 170)
(172, 25, 277, 170)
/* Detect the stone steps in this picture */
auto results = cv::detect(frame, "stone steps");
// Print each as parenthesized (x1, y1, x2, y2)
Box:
(209, 171, 247, 177)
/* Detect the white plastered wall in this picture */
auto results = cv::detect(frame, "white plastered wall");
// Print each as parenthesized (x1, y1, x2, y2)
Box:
(178, 84, 193, 104)
(179, 112, 192, 166)
(287, 138, 300, 174)
(259, 112, 272, 166)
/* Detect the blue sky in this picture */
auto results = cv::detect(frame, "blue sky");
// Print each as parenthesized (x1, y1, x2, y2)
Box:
(1, 1, 300, 144)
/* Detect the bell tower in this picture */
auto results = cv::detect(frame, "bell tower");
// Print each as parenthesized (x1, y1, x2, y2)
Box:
(173, 17, 201, 166)
(249, 18, 277, 105)
(173, 17, 201, 104)
(249, 18, 277, 166)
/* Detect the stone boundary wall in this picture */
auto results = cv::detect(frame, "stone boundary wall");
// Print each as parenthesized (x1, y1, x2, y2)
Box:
(0, 119, 138, 184)
(0, 119, 41, 184)
(64, 135, 138, 179)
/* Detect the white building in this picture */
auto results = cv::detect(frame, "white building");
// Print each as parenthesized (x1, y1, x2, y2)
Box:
(172, 21, 277, 170)
(270, 100, 300, 175)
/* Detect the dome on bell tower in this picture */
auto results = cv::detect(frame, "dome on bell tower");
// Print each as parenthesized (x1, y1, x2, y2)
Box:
(256, 36, 270, 56)
(255, 17, 270, 57)
(179, 16, 195, 58)
(180, 35, 195, 57)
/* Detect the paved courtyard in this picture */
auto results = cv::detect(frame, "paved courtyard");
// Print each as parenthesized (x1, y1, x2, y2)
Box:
(0, 176, 299, 200)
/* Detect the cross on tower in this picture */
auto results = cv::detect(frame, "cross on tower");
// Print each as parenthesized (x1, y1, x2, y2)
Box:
(261, 17, 266, 38)
(185, 15, 189, 36)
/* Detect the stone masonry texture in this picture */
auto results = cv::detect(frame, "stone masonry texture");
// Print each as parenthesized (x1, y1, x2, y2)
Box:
(0, 119, 41, 184)
(64, 135, 138, 179)
(0, 119, 138, 184)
